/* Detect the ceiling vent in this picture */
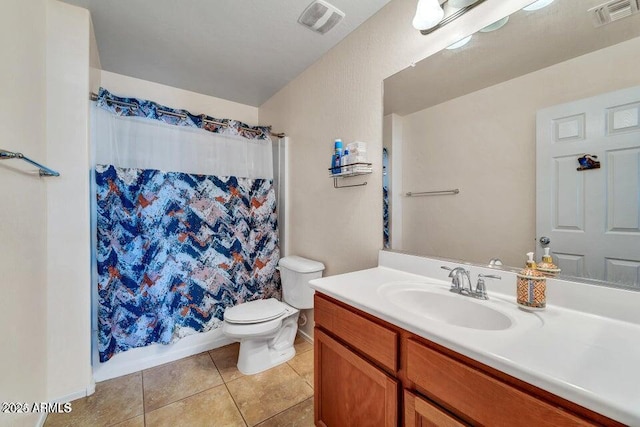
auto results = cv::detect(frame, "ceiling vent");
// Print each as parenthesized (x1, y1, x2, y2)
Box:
(589, 0, 640, 26)
(298, 0, 345, 35)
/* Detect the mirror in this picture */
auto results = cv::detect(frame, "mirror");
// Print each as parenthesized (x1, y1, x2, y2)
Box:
(383, 0, 640, 288)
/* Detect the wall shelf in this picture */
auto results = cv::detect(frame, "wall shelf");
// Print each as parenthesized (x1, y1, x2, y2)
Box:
(328, 162, 372, 188)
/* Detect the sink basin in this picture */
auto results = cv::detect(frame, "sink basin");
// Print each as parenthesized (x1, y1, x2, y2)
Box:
(378, 282, 513, 331)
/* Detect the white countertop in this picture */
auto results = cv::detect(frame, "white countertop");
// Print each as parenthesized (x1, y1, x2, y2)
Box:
(309, 265, 640, 425)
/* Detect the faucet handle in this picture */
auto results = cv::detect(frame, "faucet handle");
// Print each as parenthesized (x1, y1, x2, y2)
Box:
(474, 274, 501, 300)
(478, 274, 502, 280)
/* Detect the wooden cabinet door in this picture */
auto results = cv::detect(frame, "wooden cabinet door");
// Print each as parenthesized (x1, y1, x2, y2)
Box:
(404, 390, 467, 427)
(315, 328, 398, 427)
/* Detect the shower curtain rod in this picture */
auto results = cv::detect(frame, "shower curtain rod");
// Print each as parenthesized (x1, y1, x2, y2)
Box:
(90, 92, 286, 139)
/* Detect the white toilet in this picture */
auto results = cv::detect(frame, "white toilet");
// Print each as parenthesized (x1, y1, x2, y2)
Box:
(222, 256, 325, 375)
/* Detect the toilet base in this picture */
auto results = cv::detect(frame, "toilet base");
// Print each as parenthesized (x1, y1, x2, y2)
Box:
(236, 312, 300, 375)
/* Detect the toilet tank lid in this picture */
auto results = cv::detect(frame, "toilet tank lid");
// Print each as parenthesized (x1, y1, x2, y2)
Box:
(224, 298, 286, 324)
(279, 256, 325, 273)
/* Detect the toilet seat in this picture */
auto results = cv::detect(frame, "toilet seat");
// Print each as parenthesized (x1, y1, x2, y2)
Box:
(222, 300, 299, 341)
(224, 298, 287, 324)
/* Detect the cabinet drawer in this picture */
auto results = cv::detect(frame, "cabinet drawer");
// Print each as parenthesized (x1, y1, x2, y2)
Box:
(315, 294, 398, 372)
(406, 339, 593, 426)
(404, 390, 467, 427)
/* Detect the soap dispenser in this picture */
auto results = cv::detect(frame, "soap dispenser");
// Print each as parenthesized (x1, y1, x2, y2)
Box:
(517, 252, 546, 311)
(537, 247, 561, 275)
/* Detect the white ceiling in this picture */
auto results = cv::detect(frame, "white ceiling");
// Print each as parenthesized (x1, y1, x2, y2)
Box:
(61, 0, 392, 107)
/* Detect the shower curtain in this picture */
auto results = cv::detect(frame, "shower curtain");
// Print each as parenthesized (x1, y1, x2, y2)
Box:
(92, 88, 280, 362)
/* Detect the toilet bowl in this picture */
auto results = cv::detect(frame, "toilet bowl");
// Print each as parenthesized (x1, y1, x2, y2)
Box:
(222, 256, 325, 375)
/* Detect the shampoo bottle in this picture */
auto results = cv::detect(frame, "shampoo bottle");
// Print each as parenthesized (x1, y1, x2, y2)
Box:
(332, 139, 343, 175)
(341, 149, 350, 174)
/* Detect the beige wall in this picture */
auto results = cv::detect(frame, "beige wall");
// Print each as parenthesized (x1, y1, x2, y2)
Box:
(46, 0, 94, 401)
(101, 71, 259, 125)
(0, 1, 48, 426)
(400, 36, 640, 267)
(258, 0, 534, 278)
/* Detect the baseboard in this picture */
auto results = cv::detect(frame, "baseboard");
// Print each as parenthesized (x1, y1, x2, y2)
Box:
(35, 382, 93, 427)
(93, 329, 233, 382)
(36, 412, 47, 427)
(298, 329, 313, 343)
(50, 388, 88, 404)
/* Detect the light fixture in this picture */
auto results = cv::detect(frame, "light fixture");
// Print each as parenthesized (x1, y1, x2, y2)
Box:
(415, 0, 487, 35)
(412, 0, 445, 31)
(446, 35, 472, 49)
(522, 0, 555, 11)
(479, 16, 509, 32)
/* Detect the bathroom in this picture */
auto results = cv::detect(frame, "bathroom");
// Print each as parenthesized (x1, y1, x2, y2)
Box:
(2, 0, 640, 426)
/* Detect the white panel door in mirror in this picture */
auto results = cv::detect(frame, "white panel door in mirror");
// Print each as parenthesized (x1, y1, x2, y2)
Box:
(553, 156, 584, 230)
(554, 114, 585, 142)
(554, 253, 585, 277)
(607, 148, 640, 233)
(605, 258, 640, 289)
(607, 102, 640, 135)
(538, 86, 640, 286)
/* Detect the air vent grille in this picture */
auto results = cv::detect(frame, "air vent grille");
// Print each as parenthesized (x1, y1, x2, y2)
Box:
(589, 0, 640, 26)
(298, 0, 345, 35)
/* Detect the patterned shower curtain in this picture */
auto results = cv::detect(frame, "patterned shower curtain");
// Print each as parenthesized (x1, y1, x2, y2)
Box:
(94, 89, 280, 362)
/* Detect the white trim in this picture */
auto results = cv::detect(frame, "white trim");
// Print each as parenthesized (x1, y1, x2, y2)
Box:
(34, 382, 96, 426)
(51, 388, 88, 404)
(93, 328, 232, 382)
(36, 412, 47, 427)
(86, 378, 96, 396)
(297, 328, 313, 343)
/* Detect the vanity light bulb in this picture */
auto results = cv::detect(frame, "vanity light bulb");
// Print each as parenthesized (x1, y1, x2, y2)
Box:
(480, 16, 509, 33)
(412, 0, 445, 31)
(446, 35, 472, 50)
(522, 0, 555, 11)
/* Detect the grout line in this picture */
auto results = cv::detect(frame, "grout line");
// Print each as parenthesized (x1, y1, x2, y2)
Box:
(141, 352, 225, 415)
(223, 381, 249, 427)
(207, 349, 225, 382)
(106, 414, 141, 427)
(144, 384, 229, 419)
(254, 396, 314, 427)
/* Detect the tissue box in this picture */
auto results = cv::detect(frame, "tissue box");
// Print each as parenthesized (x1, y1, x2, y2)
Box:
(347, 141, 367, 152)
(347, 141, 367, 163)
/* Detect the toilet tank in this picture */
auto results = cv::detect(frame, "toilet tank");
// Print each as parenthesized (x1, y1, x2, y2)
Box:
(278, 256, 325, 309)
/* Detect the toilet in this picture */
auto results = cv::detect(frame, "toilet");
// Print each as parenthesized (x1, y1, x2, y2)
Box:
(222, 256, 325, 375)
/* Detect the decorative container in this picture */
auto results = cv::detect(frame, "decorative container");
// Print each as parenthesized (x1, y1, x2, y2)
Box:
(537, 247, 561, 275)
(517, 252, 546, 311)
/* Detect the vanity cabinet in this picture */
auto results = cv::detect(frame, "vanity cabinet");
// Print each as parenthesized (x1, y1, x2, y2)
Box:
(314, 293, 399, 426)
(315, 329, 398, 426)
(314, 293, 622, 427)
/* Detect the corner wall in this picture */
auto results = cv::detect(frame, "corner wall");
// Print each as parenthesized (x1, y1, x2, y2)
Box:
(258, 0, 534, 277)
(0, 1, 48, 426)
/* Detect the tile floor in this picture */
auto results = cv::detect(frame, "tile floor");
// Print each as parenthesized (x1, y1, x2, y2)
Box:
(45, 336, 315, 427)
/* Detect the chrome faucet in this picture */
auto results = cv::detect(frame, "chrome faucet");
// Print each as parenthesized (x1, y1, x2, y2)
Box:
(441, 266, 472, 295)
(441, 266, 501, 300)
